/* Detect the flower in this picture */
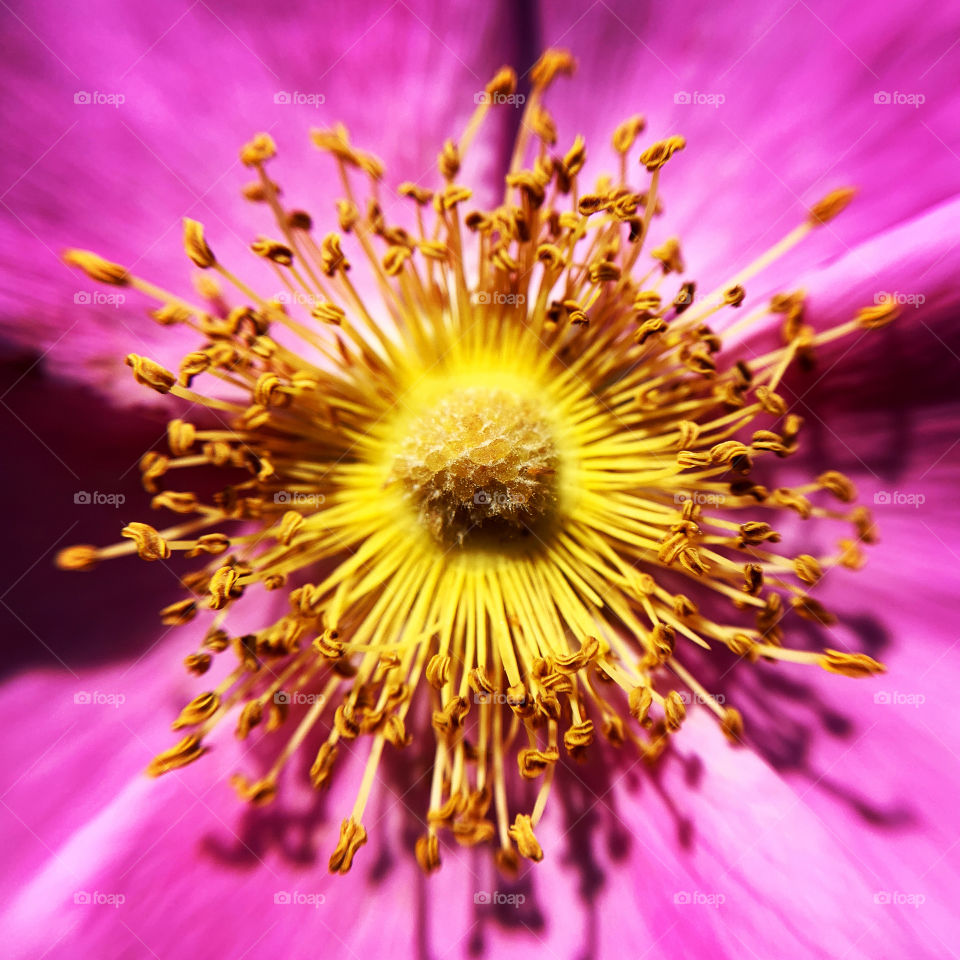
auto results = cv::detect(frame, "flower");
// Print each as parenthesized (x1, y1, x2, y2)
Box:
(1, 0, 960, 947)
(56, 46, 896, 872)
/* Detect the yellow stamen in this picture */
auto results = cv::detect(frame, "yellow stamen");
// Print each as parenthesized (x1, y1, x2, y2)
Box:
(59, 62, 893, 878)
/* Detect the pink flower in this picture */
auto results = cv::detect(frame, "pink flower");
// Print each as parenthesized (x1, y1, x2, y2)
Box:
(2, 2, 959, 958)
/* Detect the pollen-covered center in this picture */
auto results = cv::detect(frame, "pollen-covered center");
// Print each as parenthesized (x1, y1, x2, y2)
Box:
(390, 386, 559, 545)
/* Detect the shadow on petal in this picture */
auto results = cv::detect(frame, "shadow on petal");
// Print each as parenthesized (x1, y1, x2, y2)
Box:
(0, 343, 186, 677)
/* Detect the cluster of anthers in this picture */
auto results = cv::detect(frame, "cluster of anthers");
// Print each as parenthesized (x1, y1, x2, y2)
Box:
(59, 50, 893, 876)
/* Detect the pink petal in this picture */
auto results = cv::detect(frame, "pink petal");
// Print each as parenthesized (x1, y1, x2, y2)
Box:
(715, 192, 960, 408)
(0, 0, 521, 398)
(0, 640, 422, 958)
(538, 0, 960, 291)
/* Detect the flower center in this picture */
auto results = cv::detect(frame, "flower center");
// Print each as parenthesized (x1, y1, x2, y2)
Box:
(390, 386, 559, 545)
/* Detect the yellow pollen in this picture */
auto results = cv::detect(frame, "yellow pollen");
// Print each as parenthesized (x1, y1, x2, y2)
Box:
(389, 387, 559, 546)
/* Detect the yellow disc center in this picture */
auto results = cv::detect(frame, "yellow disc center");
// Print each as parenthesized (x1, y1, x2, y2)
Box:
(390, 386, 559, 546)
